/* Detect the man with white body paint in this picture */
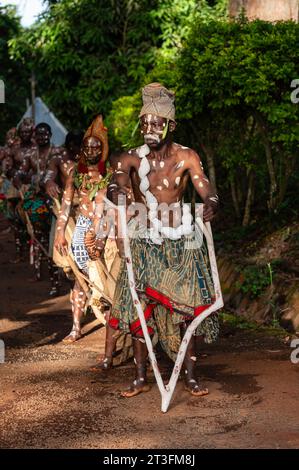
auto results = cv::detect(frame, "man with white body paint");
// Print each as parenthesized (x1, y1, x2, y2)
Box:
(54, 115, 112, 343)
(45, 131, 83, 200)
(95, 83, 220, 398)
(13, 122, 66, 295)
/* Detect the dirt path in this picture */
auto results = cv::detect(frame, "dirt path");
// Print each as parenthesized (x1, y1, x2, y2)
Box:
(0, 215, 298, 449)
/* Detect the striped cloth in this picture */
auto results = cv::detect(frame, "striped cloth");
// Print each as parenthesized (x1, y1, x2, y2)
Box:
(71, 214, 93, 274)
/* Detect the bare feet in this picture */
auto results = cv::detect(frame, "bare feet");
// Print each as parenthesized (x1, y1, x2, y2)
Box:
(62, 330, 82, 344)
(90, 355, 113, 372)
(121, 379, 151, 398)
(184, 378, 209, 397)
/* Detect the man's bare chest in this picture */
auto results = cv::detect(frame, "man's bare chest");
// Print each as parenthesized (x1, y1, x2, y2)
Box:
(15, 147, 32, 163)
(142, 157, 188, 191)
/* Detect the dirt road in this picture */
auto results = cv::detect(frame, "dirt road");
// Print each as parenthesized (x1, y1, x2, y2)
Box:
(0, 216, 298, 449)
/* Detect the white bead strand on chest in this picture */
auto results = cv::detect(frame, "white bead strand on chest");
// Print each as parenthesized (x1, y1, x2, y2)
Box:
(136, 144, 194, 243)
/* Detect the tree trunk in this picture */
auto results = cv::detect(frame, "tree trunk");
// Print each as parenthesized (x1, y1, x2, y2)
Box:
(256, 117, 277, 211)
(278, 154, 296, 207)
(242, 170, 255, 227)
(190, 122, 217, 191)
(205, 146, 217, 191)
(230, 176, 241, 219)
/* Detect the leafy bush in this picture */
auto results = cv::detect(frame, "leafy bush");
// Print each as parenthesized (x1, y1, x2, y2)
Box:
(237, 264, 273, 298)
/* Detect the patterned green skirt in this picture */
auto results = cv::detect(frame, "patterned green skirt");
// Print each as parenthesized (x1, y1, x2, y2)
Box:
(109, 227, 219, 361)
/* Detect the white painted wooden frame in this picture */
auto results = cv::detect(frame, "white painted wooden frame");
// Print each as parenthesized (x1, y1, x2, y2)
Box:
(106, 198, 223, 412)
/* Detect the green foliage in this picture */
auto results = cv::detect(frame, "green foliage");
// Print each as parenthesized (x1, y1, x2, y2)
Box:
(0, 6, 29, 143)
(9, 0, 172, 130)
(176, 18, 299, 215)
(106, 0, 228, 149)
(219, 311, 286, 334)
(106, 92, 143, 151)
(219, 311, 259, 330)
(237, 264, 273, 299)
(3, 0, 299, 227)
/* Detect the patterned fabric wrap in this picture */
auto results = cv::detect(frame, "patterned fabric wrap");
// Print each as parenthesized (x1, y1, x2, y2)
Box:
(109, 224, 219, 361)
(71, 214, 93, 274)
(23, 188, 52, 232)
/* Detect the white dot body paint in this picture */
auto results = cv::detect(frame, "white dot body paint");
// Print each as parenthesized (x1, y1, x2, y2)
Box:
(163, 179, 169, 188)
(176, 160, 184, 170)
(157, 186, 162, 191)
(118, 162, 122, 169)
(152, 161, 156, 167)
(194, 175, 199, 180)
(175, 176, 180, 186)
(160, 161, 165, 168)
(198, 181, 204, 188)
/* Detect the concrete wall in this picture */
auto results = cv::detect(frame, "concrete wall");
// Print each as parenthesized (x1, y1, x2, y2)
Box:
(229, 0, 298, 22)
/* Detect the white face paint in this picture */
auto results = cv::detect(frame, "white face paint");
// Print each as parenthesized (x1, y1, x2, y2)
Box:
(175, 176, 181, 186)
(144, 133, 161, 144)
(141, 114, 166, 146)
